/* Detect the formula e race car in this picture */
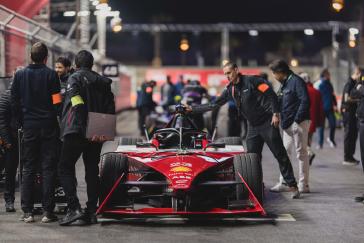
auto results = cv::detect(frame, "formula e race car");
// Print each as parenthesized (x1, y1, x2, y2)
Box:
(97, 104, 265, 218)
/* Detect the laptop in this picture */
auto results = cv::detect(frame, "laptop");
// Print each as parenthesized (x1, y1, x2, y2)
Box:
(86, 112, 116, 141)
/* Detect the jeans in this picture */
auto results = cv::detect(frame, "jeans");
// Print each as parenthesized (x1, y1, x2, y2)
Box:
(280, 120, 310, 188)
(21, 127, 59, 213)
(59, 134, 102, 213)
(246, 120, 297, 187)
(318, 110, 336, 146)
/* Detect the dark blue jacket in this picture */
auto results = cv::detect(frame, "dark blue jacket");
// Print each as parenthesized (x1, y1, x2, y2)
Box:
(318, 79, 337, 112)
(279, 72, 310, 129)
(11, 64, 60, 129)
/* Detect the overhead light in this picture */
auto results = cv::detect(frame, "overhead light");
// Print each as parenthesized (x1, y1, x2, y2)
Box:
(249, 30, 259, 37)
(332, 0, 344, 12)
(111, 17, 122, 33)
(92, 0, 99, 6)
(180, 37, 190, 52)
(349, 40, 356, 48)
(304, 29, 314, 36)
(63, 11, 76, 17)
(290, 58, 299, 67)
(77, 11, 90, 17)
(349, 27, 359, 35)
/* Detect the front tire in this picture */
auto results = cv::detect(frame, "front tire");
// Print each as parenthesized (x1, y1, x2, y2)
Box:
(99, 153, 128, 206)
(233, 153, 263, 204)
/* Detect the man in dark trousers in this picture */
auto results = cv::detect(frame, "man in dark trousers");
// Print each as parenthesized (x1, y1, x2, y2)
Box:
(341, 67, 361, 165)
(0, 68, 22, 212)
(11, 42, 62, 223)
(189, 62, 300, 199)
(350, 70, 364, 203)
(58, 50, 115, 226)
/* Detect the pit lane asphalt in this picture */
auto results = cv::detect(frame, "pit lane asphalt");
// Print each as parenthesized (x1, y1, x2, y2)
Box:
(1, 109, 364, 243)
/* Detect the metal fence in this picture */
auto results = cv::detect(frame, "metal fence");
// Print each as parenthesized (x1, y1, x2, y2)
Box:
(0, 4, 83, 77)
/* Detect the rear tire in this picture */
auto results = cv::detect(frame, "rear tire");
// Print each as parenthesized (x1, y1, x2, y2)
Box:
(99, 153, 128, 206)
(216, 137, 242, 145)
(119, 137, 143, 145)
(233, 153, 263, 204)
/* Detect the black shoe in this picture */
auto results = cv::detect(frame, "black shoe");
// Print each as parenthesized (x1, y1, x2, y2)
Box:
(84, 208, 98, 224)
(343, 159, 360, 166)
(309, 153, 316, 166)
(5, 202, 16, 213)
(355, 195, 364, 203)
(59, 208, 84, 226)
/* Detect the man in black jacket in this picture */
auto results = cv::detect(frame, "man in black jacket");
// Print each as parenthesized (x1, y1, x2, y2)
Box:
(190, 62, 299, 199)
(11, 42, 62, 223)
(58, 50, 115, 226)
(341, 68, 360, 165)
(136, 80, 157, 136)
(0, 75, 21, 212)
(269, 60, 311, 193)
(350, 71, 364, 203)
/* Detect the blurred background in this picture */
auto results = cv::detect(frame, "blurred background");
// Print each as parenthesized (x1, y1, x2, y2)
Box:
(0, 0, 362, 132)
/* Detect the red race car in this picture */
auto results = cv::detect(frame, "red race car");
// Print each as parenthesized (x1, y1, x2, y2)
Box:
(97, 105, 265, 218)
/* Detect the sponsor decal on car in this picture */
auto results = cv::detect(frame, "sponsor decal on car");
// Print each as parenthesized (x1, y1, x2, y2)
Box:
(170, 162, 192, 167)
(170, 166, 192, 173)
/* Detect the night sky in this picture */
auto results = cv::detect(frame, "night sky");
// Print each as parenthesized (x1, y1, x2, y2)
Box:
(52, 0, 364, 65)
(108, 0, 361, 23)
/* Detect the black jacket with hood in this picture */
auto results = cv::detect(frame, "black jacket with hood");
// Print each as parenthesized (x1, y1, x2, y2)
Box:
(60, 68, 115, 138)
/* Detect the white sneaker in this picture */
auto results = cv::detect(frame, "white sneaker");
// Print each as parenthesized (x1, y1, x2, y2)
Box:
(326, 138, 336, 148)
(269, 183, 290, 192)
(298, 185, 310, 193)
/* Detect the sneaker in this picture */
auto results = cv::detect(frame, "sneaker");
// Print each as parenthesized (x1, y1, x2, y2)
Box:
(326, 138, 336, 148)
(309, 153, 316, 166)
(315, 144, 323, 150)
(5, 202, 16, 213)
(20, 213, 35, 223)
(41, 211, 58, 223)
(290, 187, 300, 199)
(59, 208, 84, 226)
(343, 159, 360, 166)
(269, 183, 290, 192)
(298, 185, 310, 193)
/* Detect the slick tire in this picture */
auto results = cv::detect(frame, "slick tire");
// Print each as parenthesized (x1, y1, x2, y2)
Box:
(119, 137, 143, 145)
(233, 153, 263, 204)
(216, 137, 243, 145)
(99, 153, 128, 206)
